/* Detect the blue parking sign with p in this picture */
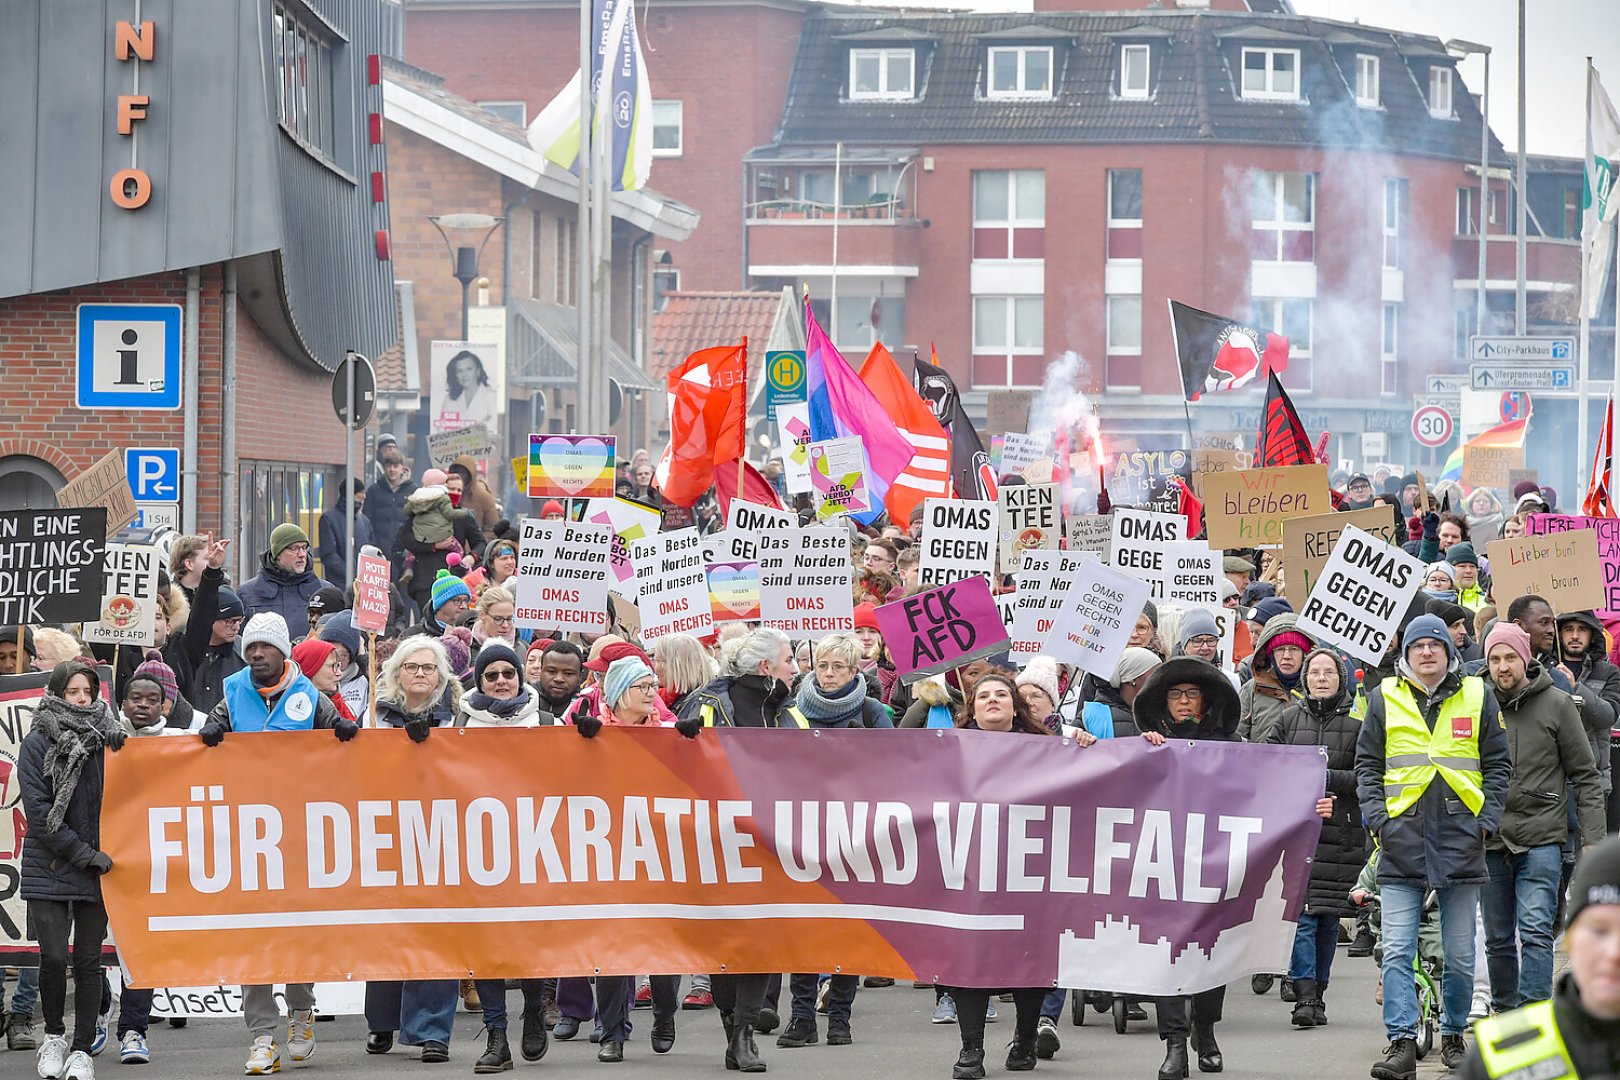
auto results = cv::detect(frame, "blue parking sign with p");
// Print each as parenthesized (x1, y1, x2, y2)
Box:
(126, 447, 180, 502)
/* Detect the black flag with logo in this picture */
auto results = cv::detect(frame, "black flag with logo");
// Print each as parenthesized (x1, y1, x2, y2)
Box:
(1170, 300, 1290, 401)
(1253, 372, 1316, 468)
(915, 350, 998, 502)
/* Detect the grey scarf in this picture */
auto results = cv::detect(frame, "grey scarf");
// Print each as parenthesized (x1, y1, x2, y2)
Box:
(795, 674, 867, 727)
(31, 696, 117, 832)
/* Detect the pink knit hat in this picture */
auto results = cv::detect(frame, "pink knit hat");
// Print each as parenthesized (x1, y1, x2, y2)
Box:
(1483, 622, 1533, 666)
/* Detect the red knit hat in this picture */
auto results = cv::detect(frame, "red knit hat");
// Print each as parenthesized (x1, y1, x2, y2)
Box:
(542, 500, 565, 518)
(853, 602, 881, 631)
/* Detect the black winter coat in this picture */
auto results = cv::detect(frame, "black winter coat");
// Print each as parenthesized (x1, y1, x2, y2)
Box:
(238, 550, 333, 636)
(363, 476, 418, 571)
(163, 566, 245, 715)
(18, 704, 109, 904)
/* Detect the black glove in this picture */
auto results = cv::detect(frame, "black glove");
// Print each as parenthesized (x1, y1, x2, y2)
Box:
(404, 719, 432, 744)
(1421, 511, 1439, 539)
(1096, 487, 1112, 515)
(673, 717, 701, 740)
(88, 852, 113, 875)
(199, 721, 226, 747)
(103, 728, 126, 752)
(333, 719, 360, 742)
(575, 715, 603, 739)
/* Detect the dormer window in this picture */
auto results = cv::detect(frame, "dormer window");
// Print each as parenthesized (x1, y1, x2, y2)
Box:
(1429, 66, 1453, 118)
(850, 48, 915, 101)
(1241, 47, 1299, 101)
(987, 46, 1052, 100)
(1354, 54, 1379, 107)
(1119, 44, 1150, 99)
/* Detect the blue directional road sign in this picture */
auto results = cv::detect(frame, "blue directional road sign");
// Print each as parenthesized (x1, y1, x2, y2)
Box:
(77, 303, 183, 409)
(126, 447, 181, 503)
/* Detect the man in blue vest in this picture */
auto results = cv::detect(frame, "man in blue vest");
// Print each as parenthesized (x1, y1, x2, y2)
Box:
(199, 611, 357, 1075)
(1355, 614, 1513, 1080)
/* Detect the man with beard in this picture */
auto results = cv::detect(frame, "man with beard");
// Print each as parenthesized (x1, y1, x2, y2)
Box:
(1556, 611, 1620, 806)
(531, 640, 586, 716)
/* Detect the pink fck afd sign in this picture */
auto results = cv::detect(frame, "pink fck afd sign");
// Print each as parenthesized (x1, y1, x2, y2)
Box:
(874, 576, 1011, 683)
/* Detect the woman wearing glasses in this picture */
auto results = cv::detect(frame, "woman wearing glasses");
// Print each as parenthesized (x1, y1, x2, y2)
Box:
(471, 585, 521, 653)
(791, 633, 891, 730)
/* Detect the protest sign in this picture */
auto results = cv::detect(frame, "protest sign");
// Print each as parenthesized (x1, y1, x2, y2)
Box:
(103, 728, 1323, 995)
(426, 424, 497, 470)
(510, 455, 528, 491)
(985, 389, 1034, 434)
(874, 576, 1011, 683)
(1007, 550, 1094, 661)
(516, 518, 613, 634)
(1108, 447, 1191, 507)
(0, 508, 107, 625)
(56, 449, 138, 532)
(723, 500, 797, 563)
(1463, 445, 1525, 490)
(1507, 468, 1540, 493)
(1486, 530, 1605, 615)
(630, 528, 712, 642)
(758, 525, 853, 638)
(1524, 514, 1620, 612)
(997, 483, 1060, 573)
(1066, 514, 1112, 563)
(83, 544, 160, 647)
(352, 553, 391, 633)
(1162, 541, 1221, 607)
(1200, 464, 1331, 549)
(992, 433, 1047, 478)
(776, 403, 813, 495)
(584, 497, 663, 601)
(528, 434, 616, 500)
(1282, 505, 1402, 598)
(1190, 448, 1253, 499)
(707, 562, 761, 622)
(808, 436, 869, 520)
(1043, 560, 1153, 679)
(1295, 524, 1423, 664)
(1109, 509, 1186, 601)
(919, 498, 997, 587)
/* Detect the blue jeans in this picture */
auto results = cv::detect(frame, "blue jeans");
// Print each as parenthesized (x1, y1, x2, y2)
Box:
(364, 980, 458, 1046)
(1481, 844, 1563, 1011)
(4, 968, 39, 1017)
(1040, 987, 1066, 1021)
(787, 974, 856, 1025)
(1379, 883, 1478, 1039)
(1288, 912, 1340, 984)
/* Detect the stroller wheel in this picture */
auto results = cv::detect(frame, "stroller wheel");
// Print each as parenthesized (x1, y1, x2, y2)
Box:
(1112, 997, 1129, 1035)
(1070, 990, 1086, 1027)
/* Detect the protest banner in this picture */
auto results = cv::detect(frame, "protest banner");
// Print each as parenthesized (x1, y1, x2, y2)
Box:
(807, 436, 869, 521)
(102, 729, 1322, 995)
(0, 508, 107, 627)
(351, 553, 391, 633)
(426, 424, 497, 470)
(630, 528, 712, 642)
(131, 979, 367, 1020)
(1463, 445, 1525, 490)
(1043, 560, 1153, 679)
(584, 497, 663, 601)
(919, 498, 997, 587)
(1190, 448, 1253, 499)
(1066, 513, 1112, 563)
(1525, 514, 1620, 612)
(873, 576, 1012, 683)
(1486, 530, 1605, 615)
(528, 434, 616, 500)
(1200, 464, 1331, 549)
(1162, 541, 1221, 607)
(56, 449, 138, 532)
(758, 525, 853, 638)
(1109, 509, 1186, 601)
(1108, 446, 1191, 506)
(1295, 524, 1424, 664)
(707, 562, 761, 622)
(997, 483, 1060, 574)
(82, 544, 160, 647)
(1282, 505, 1402, 599)
(1007, 550, 1094, 661)
(515, 518, 613, 634)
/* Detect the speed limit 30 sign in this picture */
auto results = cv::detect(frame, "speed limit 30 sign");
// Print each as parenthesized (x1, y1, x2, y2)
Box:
(1411, 404, 1454, 448)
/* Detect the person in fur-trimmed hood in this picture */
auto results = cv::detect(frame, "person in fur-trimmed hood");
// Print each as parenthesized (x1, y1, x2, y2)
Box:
(1237, 614, 1313, 743)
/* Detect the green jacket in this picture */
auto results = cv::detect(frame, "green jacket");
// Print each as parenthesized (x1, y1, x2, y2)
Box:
(1489, 663, 1606, 854)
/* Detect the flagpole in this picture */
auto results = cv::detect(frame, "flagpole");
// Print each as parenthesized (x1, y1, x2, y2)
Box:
(1166, 299, 1198, 452)
(1580, 57, 1595, 494)
(576, 0, 595, 435)
(736, 336, 749, 497)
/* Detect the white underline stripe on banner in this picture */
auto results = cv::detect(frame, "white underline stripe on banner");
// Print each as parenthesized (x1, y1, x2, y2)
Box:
(149, 903, 1027, 934)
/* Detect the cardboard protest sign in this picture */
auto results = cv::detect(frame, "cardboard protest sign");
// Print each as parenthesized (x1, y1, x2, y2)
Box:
(0, 508, 107, 625)
(528, 434, 616, 500)
(352, 553, 391, 633)
(1190, 448, 1253, 499)
(993, 433, 1047, 478)
(1524, 514, 1620, 612)
(1507, 468, 1540, 493)
(82, 544, 159, 647)
(722, 500, 797, 562)
(707, 562, 761, 622)
(1201, 464, 1331, 549)
(426, 424, 497, 470)
(1066, 514, 1112, 563)
(808, 436, 869, 520)
(776, 403, 813, 495)
(1108, 447, 1191, 506)
(1162, 541, 1221, 607)
(1295, 524, 1423, 664)
(997, 483, 1060, 573)
(985, 389, 1034, 434)
(630, 528, 712, 642)
(1486, 530, 1605, 615)
(56, 449, 138, 532)
(1109, 509, 1186, 601)
(1007, 550, 1094, 661)
(1463, 446, 1525, 490)
(584, 497, 662, 601)
(516, 518, 613, 634)
(874, 576, 1012, 683)
(758, 525, 853, 638)
(919, 498, 997, 587)
(1282, 505, 1402, 598)
(1042, 560, 1153, 679)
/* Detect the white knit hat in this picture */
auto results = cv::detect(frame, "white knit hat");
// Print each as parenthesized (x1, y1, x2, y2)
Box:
(1015, 656, 1062, 710)
(241, 612, 292, 659)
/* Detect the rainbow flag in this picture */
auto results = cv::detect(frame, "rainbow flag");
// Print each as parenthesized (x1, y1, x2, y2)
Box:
(1442, 415, 1532, 485)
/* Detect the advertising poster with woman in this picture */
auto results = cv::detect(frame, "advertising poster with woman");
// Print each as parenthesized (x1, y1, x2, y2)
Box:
(429, 340, 504, 441)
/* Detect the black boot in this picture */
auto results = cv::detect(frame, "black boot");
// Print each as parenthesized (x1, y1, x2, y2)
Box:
(1005, 1035, 1037, 1071)
(1290, 979, 1317, 1028)
(1369, 1038, 1416, 1080)
(731, 1012, 766, 1073)
(520, 1002, 550, 1062)
(474, 1029, 512, 1074)
(1279, 977, 1296, 1003)
(953, 1044, 986, 1080)
(1158, 1037, 1189, 1080)
(1191, 1024, 1222, 1073)
(1312, 983, 1327, 1027)
(775, 1018, 817, 1048)
(722, 1013, 738, 1071)
(651, 1016, 676, 1055)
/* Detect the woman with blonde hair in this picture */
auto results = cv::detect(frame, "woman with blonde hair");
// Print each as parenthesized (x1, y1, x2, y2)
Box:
(471, 584, 519, 652)
(652, 633, 713, 717)
(791, 633, 889, 729)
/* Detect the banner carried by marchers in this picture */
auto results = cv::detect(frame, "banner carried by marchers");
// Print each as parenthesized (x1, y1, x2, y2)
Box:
(102, 730, 1323, 994)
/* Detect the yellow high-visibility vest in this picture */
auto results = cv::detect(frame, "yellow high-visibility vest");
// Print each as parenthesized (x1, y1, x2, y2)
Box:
(1381, 675, 1486, 818)
(699, 701, 809, 729)
(1476, 999, 1577, 1079)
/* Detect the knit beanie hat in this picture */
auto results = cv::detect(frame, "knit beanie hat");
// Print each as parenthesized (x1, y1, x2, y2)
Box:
(473, 642, 522, 687)
(430, 569, 471, 614)
(440, 630, 473, 680)
(1252, 597, 1293, 626)
(216, 585, 245, 620)
(241, 612, 292, 659)
(1140, 599, 1158, 629)
(603, 656, 656, 708)
(1567, 834, 1620, 927)
(1112, 646, 1161, 688)
(290, 639, 337, 682)
(1177, 608, 1221, 650)
(1512, 479, 1542, 500)
(0, 626, 36, 658)
(541, 500, 565, 518)
(133, 649, 179, 704)
(308, 586, 347, 615)
(1424, 561, 1456, 586)
(317, 609, 363, 663)
(1483, 622, 1533, 666)
(853, 602, 880, 631)
(270, 522, 310, 559)
(1015, 656, 1062, 709)
(1401, 614, 1457, 661)
(421, 468, 450, 487)
(1444, 541, 1478, 567)
(1219, 577, 1240, 601)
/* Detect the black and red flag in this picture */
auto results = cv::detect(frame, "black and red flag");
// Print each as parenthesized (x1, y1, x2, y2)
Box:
(1584, 396, 1616, 518)
(1253, 372, 1316, 468)
(917, 347, 998, 502)
(1169, 300, 1290, 401)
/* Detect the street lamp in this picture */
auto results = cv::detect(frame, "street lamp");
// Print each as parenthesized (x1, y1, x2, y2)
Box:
(1447, 38, 1491, 338)
(428, 213, 505, 339)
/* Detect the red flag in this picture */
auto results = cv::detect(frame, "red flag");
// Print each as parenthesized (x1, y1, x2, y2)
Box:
(655, 342, 748, 507)
(1253, 372, 1315, 468)
(1585, 397, 1615, 518)
(714, 459, 785, 520)
(1172, 475, 1204, 539)
(858, 344, 947, 523)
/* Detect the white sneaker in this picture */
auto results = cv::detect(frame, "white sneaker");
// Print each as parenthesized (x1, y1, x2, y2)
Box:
(1468, 989, 1491, 1022)
(244, 1036, 280, 1076)
(118, 1031, 150, 1065)
(63, 1051, 94, 1080)
(287, 1011, 315, 1062)
(37, 1035, 69, 1080)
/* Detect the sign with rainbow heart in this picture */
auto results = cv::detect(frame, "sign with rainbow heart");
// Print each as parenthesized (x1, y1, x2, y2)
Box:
(706, 561, 761, 622)
(527, 434, 616, 500)
(808, 435, 869, 521)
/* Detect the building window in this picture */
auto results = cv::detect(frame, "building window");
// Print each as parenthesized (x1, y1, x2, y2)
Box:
(1251, 171, 1314, 262)
(652, 100, 683, 157)
(987, 46, 1053, 100)
(479, 100, 527, 125)
(972, 170, 1045, 259)
(554, 217, 577, 307)
(1429, 66, 1453, 119)
(1354, 54, 1379, 107)
(1241, 48, 1300, 101)
(653, 266, 680, 311)
(1381, 303, 1399, 396)
(1457, 187, 1479, 235)
(239, 460, 336, 584)
(1106, 295, 1143, 390)
(1107, 168, 1143, 259)
(1383, 178, 1407, 269)
(1564, 186, 1581, 239)
(972, 296, 1044, 388)
(1252, 299, 1313, 391)
(850, 48, 915, 101)
(271, 3, 340, 163)
(1119, 44, 1150, 99)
